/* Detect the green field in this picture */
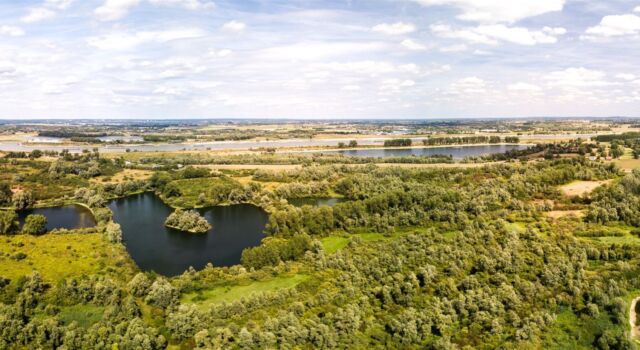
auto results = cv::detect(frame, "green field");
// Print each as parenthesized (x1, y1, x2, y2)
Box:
(58, 304, 105, 328)
(164, 176, 243, 208)
(0, 233, 135, 282)
(182, 274, 310, 309)
(320, 236, 349, 254)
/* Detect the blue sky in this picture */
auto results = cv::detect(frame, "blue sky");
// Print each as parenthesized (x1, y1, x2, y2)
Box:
(0, 0, 639, 119)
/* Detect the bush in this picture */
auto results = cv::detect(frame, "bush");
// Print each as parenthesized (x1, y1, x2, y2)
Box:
(22, 214, 47, 235)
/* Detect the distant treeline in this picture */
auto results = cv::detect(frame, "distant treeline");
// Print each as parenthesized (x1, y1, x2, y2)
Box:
(39, 131, 108, 138)
(383, 139, 412, 147)
(593, 132, 640, 142)
(142, 135, 187, 142)
(383, 136, 520, 148)
(423, 136, 519, 145)
(129, 153, 455, 169)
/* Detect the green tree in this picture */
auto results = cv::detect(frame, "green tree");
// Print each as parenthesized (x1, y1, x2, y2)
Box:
(0, 210, 18, 234)
(22, 214, 47, 235)
(12, 191, 34, 210)
(104, 222, 123, 243)
(0, 183, 12, 206)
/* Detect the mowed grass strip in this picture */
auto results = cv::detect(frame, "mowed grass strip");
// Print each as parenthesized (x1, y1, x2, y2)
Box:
(182, 274, 310, 309)
(58, 304, 105, 328)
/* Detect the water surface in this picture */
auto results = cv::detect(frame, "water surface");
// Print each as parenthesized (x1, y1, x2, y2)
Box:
(17, 205, 96, 231)
(109, 192, 268, 276)
(322, 144, 530, 159)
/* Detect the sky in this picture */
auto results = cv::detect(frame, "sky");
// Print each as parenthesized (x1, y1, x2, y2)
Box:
(0, 0, 639, 119)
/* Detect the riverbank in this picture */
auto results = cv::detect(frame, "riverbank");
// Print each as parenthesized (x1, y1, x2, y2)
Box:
(165, 223, 209, 234)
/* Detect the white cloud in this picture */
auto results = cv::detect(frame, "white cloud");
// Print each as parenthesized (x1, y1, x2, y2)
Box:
(440, 44, 468, 52)
(400, 39, 428, 50)
(616, 73, 637, 81)
(431, 24, 563, 45)
(95, 0, 213, 21)
(342, 85, 361, 91)
(635, 6, 640, 13)
(431, 24, 497, 45)
(583, 14, 640, 38)
(408, 0, 565, 23)
(543, 67, 613, 88)
(87, 28, 206, 50)
(209, 49, 232, 57)
(372, 22, 416, 35)
(543, 26, 567, 35)
(20, 0, 76, 23)
(95, 0, 141, 21)
(507, 82, 542, 92)
(380, 79, 415, 92)
(448, 76, 487, 94)
(0, 26, 25, 37)
(148, 0, 214, 10)
(258, 42, 387, 61)
(221, 20, 246, 32)
(44, 0, 75, 9)
(21, 7, 56, 23)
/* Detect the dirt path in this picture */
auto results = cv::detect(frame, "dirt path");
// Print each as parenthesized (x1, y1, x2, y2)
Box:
(630, 297, 640, 339)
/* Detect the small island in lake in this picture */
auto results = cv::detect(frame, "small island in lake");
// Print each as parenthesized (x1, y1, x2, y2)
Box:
(164, 209, 211, 234)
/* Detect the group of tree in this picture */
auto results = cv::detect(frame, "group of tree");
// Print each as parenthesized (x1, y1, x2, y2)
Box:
(422, 135, 511, 146)
(165, 209, 212, 233)
(0, 210, 46, 235)
(383, 138, 412, 147)
(337, 140, 358, 148)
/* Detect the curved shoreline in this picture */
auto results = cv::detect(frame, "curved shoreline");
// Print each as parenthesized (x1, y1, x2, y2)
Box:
(164, 223, 209, 234)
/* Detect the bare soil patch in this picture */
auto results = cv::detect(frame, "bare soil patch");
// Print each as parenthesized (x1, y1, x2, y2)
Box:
(559, 180, 612, 197)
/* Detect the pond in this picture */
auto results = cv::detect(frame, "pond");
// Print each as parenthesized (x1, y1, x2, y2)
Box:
(288, 197, 346, 207)
(321, 144, 531, 159)
(17, 205, 96, 231)
(108, 192, 268, 276)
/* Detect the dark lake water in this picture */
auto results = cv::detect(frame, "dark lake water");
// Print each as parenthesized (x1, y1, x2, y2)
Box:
(288, 197, 346, 207)
(108, 192, 268, 276)
(322, 144, 530, 159)
(17, 205, 96, 231)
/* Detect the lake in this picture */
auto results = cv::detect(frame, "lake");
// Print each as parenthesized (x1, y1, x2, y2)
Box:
(321, 144, 530, 159)
(108, 192, 268, 276)
(17, 205, 96, 231)
(0, 138, 536, 154)
(288, 197, 346, 207)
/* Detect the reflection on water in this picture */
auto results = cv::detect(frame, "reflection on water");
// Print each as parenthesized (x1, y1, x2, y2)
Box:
(322, 144, 530, 159)
(17, 205, 96, 231)
(108, 192, 268, 276)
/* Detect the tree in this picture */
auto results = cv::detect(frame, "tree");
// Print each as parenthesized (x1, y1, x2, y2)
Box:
(22, 214, 47, 235)
(0, 210, 18, 234)
(197, 193, 206, 205)
(29, 149, 43, 159)
(12, 191, 34, 210)
(0, 183, 12, 206)
(104, 222, 123, 243)
(145, 278, 178, 309)
(128, 273, 151, 297)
